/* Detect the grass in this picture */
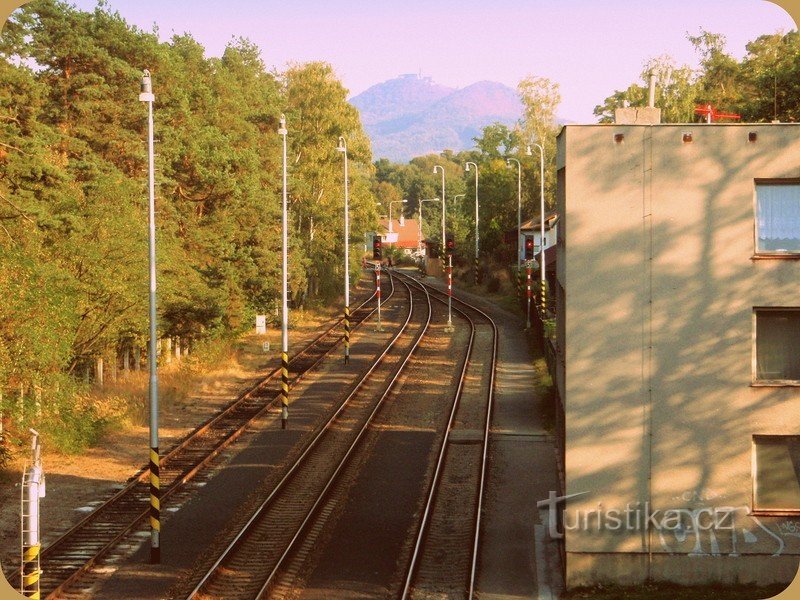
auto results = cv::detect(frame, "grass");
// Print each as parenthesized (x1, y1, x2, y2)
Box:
(564, 581, 790, 599)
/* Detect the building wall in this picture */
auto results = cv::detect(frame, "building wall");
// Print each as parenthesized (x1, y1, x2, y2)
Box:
(557, 124, 800, 586)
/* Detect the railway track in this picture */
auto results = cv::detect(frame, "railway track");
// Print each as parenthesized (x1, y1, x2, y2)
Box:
(5, 273, 398, 599)
(186, 272, 432, 600)
(396, 269, 498, 599)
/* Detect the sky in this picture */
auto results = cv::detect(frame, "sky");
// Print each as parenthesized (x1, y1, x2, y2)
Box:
(60, 0, 796, 123)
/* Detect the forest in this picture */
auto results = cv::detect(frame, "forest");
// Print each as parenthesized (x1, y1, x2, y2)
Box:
(0, 0, 796, 452)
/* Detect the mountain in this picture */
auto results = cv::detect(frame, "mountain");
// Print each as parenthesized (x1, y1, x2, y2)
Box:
(350, 75, 523, 162)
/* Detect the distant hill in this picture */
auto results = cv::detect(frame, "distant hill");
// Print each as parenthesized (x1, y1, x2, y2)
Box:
(350, 75, 523, 162)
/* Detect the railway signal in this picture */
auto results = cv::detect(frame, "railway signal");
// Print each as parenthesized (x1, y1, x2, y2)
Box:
(21, 429, 44, 599)
(373, 237, 382, 260)
(524, 237, 534, 260)
(445, 236, 454, 257)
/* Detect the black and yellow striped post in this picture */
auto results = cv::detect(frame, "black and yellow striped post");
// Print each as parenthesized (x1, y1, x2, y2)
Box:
(281, 352, 289, 429)
(344, 305, 350, 364)
(21, 431, 44, 600)
(21, 542, 40, 599)
(149, 447, 160, 563)
(474, 256, 479, 286)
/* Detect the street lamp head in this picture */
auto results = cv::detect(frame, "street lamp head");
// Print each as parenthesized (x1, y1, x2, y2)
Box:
(278, 113, 287, 136)
(336, 136, 346, 153)
(139, 69, 154, 102)
(141, 70, 151, 92)
(465, 163, 471, 172)
(401, 199, 408, 203)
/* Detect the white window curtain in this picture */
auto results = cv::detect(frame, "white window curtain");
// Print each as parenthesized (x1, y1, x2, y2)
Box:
(756, 183, 800, 252)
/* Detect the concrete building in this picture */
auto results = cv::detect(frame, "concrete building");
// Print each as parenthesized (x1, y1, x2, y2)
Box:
(555, 123, 800, 587)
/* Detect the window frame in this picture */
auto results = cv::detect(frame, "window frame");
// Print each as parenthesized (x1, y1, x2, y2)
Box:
(752, 307, 800, 387)
(753, 178, 800, 258)
(752, 434, 800, 516)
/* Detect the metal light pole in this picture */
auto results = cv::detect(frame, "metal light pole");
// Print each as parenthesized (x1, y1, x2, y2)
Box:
(388, 199, 407, 234)
(507, 157, 523, 302)
(506, 158, 523, 272)
(278, 115, 289, 429)
(139, 69, 160, 564)
(419, 198, 441, 252)
(418, 198, 441, 275)
(336, 137, 351, 363)
(465, 162, 479, 285)
(527, 142, 546, 315)
(433, 165, 453, 333)
(433, 165, 446, 265)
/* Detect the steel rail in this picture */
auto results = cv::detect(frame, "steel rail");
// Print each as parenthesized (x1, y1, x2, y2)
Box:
(186, 273, 431, 599)
(11, 273, 394, 598)
(395, 269, 498, 599)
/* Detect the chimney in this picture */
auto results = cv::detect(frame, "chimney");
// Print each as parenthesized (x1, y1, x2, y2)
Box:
(614, 72, 661, 125)
(648, 71, 656, 108)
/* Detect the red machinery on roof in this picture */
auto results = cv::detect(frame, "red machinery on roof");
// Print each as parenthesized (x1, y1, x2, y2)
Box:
(694, 104, 741, 123)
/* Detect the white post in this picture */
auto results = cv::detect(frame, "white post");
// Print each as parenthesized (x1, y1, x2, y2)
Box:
(376, 263, 383, 332)
(139, 68, 160, 564)
(20, 429, 44, 599)
(337, 137, 351, 363)
(279, 115, 289, 429)
(466, 162, 479, 286)
(433, 166, 446, 272)
(445, 254, 454, 332)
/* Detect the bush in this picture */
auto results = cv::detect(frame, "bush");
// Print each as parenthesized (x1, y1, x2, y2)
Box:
(39, 392, 113, 454)
(0, 442, 11, 470)
(487, 276, 501, 293)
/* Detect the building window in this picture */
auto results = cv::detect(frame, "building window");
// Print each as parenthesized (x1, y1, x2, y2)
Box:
(753, 435, 800, 513)
(754, 308, 800, 383)
(755, 180, 800, 254)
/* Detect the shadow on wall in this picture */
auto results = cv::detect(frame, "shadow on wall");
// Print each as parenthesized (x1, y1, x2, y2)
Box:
(561, 126, 800, 569)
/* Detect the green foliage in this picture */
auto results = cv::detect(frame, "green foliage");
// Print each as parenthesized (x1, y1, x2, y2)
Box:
(0, 0, 377, 434)
(593, 28, 800, 124)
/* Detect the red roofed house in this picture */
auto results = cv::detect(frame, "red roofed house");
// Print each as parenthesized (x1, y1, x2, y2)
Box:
(377, 218, 422, 256)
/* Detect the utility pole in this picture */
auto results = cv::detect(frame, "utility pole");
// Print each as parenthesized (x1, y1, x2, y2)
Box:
(279, 115, 289, 429)
(337, 137, 351, 364)
(465, 162, 479, 285)
(139, 69, 160, 564)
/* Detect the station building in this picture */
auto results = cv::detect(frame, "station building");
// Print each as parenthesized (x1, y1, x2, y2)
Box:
(555, 121, 800, 587)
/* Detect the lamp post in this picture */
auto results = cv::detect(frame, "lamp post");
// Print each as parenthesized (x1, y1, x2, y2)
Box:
(507, 156, 523, 304)
(278, 115, 289, 430)
(506, 157, 523, 272)
(526, 141, 546, 315)
(465, 162, 479, 285)
(138, 69, 160, 564)
(433, 165, 453, 333)
(389, 199, 407, 234)
(418, 197, 441, 271)
(336, 136, 351, 364)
